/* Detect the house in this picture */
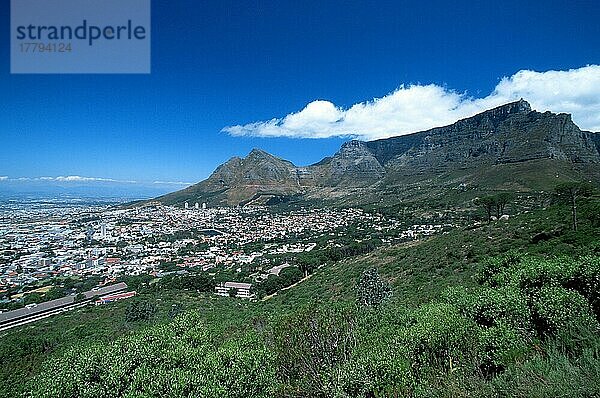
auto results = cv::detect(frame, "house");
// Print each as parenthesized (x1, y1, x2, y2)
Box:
(215, 282, 254, 299)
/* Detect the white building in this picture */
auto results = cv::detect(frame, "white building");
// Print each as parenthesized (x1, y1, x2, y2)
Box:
(215, 282, 254, 299)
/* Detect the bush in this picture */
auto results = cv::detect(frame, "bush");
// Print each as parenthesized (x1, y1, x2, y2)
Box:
(125, 300, 158, 323)
(490, 342, 600, 398)
(443, 286, 531, 330)
(478, 322, 530, 375)
(338, 341, 415, 398)
(272, 304, 358, 397)
(532, 286, 599, 338)
(339, 307, 415, 397)
(26, 313, 278, 398)
(404, 303, 479, 372)
(356, 267, 392, 307)
(477, 251, 523, 286)
(202, 336, 277, 398)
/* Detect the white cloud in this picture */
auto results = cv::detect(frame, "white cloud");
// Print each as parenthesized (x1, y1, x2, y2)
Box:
(54, 176, 119, 182)
(223, 65, 600, 140)
(1, 176, 193, 185)
(36, 176, 121, 182)
(3, 176, 140, 184)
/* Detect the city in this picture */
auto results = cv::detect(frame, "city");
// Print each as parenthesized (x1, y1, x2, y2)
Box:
(0, 199, 450, 309)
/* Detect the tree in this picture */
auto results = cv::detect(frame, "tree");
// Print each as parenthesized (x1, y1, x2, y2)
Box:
(180, 274, 215, 292)
(297, 255, 319, 277)
(260, 275, 283, 296)
(494, 192, 514, 218)
(44, 287, 65, 301)
(475, 196, 496, 223)
(555, 182, 594, 231)
(279, 267, 303, 286)
(356, 267, 393, 307)
(24, 293, 43, 306)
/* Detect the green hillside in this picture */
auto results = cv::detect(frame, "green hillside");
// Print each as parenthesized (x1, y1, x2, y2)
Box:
(1, 198, 599, 398)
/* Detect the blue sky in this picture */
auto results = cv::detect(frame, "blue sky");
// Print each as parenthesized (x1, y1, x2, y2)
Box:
(1, 0, 599, 188)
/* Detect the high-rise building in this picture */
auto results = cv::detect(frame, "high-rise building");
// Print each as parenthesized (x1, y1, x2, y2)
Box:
(86, 226, 94, 242)
(195, 202, 199, 210)
(202, 202, 207, 210)
(100, 223, 107, 238)
(184, 201, 189, 210)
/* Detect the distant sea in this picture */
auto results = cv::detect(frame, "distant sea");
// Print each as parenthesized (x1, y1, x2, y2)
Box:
(0, 181, 184, 202)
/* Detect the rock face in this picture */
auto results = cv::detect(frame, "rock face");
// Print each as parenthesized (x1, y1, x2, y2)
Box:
(312, 140, 386, 185)
(157, 100, 600, 206)
(365, 99, 599, 175)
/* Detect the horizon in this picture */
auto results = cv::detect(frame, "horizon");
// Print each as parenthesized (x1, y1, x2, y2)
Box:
(1, 0, 599, 196)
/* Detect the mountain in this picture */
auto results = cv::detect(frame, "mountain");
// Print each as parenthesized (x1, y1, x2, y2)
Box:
(157, 149, 302, 206)
(156, 100, 600, 207)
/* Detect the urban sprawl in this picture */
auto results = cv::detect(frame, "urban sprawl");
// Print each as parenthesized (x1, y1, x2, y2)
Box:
(0, 200, 450, 307)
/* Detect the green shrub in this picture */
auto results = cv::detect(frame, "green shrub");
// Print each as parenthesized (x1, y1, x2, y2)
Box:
(485, 255, 600, 302)
(478, 322, 531, 375)
(477, 251, 523, 286)
(403, 303, 479, 372)
(339, 342, 415, 398)
(490, 342, 600, 398)
(336, 306, 416, 397)
(125, 300, 158, 322)
(356, 267, 392, 307)
(443, 286, 531, 330)
(532, 286, 599, 338)
(200, 336, 277, 398)
(272, 303, 358, 397)
(29, 313, 274, 397)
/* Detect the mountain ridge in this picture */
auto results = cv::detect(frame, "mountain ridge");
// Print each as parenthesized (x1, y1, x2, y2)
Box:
(156, 100, 600, 207)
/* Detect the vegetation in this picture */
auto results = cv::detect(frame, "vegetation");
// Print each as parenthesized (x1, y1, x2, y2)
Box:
(255, 267, 304, 298)
(124, 300, 158, 323)
(1, 196, 599, 397)
(474, 192, 515, 223)
(356, 267, 392, 307)
(21, 253, 600, 398)
(554, 182, 595, 231)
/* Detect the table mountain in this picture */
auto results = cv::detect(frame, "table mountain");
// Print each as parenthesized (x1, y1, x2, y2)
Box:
(156, 100, 600, 206)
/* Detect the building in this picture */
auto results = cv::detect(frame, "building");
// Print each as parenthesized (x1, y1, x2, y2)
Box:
(215, 282, 254, 299)
(184, 202, 189, 210)
(95, 291, 136, 305)
(38, 258, 51, 267)
(86, 227, 94, 242)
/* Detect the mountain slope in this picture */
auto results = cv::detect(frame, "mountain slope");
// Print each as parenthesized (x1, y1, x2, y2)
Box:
(157, 149, 303, 206)
(157, 100, 600, 206)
